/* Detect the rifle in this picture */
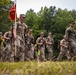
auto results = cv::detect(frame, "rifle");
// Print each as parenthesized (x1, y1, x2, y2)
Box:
(39, 39, 45, 48)
(10, 25, 13, 47)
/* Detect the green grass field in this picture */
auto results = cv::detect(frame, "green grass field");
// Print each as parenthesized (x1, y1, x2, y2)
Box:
(0, 61, 76, 75)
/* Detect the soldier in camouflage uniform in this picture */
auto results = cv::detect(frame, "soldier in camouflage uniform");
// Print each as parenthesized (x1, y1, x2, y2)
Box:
(0, 32, 5, 62)
(3, 28, 12, 61)
(25, 29, 34, 60)
(36, 32, 46, 61)
(13, 14, 28, 62)
(65, 21, 76, 60)
(57, 35, 70, 61)
(46, 32, 54, 60)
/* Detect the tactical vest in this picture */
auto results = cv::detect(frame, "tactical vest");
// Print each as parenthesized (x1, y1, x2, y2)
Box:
(46, 37, 53, 47)
(26, 34, 34, 45)
(47, 37, 53, 43)
(17, 22, 26, 38)
(38, 37, 45, 48)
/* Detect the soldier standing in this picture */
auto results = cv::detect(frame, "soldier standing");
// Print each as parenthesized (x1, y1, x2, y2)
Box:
(0, 32, 5, 62)
(57, 35, 70, 61)
(36, 32, 46, 61)
(25, 29, 34, 60)
(65, 21, 76, 60)
(13, 14, 28, 62)
(3, 28, 12, 61)
(46, 32, 54, 60)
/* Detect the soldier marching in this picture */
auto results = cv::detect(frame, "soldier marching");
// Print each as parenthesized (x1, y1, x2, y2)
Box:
(1, 15, 76, 62)
(46, 32, 54, 61)
(57, 35, 70, 61)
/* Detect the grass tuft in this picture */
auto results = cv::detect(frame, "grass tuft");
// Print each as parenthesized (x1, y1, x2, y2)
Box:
(0, 61, 76, 75)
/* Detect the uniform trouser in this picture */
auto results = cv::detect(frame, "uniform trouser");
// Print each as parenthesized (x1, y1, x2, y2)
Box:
(47, 46, 53, 60)
(10, 46, 15, 62)
(57, 49, 70, 61)
(10, 38, 25, 62)
(39, 47, 45, 61)
(70, 41, 76, 55)
(27, 46, 34, 60)
(68, 41, 76, 60)
(24, 46, 28, 60)
(24, 44, 31, 60)
(15, 46, 25, 62)
(0, 46, 5, 62)
(34, 50, 38, 60)
(4, 44, 11, 62)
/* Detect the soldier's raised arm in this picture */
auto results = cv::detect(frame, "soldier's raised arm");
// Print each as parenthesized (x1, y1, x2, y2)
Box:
(3, 32, 10, 40)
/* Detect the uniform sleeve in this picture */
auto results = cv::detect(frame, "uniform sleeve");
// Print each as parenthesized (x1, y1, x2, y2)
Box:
(36, 38, 40, 43)
(3, 32, 8, 37)
(65, 28, 69, 40)
(24, 23, 28, 34)
(25, 23, 28, 29)
(12, 22, 17, 28)
(60, 40, 63, 45)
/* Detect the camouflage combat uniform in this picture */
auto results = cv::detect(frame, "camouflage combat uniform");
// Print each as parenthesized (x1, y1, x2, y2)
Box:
(36, 36, 46, 61)
(12, 20, 28, 62)
(46, 36, 54, 60)
(65, 27, 76, 60)
(25, 30, 34, 60)
(57, 36, 70, 61)
(3, 31, 12, 61)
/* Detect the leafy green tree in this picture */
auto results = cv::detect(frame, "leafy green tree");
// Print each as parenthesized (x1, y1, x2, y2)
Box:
(25, 9, 37, 28)
(0, 0, 10, 5)
(0, 1, 13, 33)
(71, 10, 76, 20)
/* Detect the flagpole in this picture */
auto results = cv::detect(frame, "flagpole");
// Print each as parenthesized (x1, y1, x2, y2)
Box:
(9, 0, 17, 61)
(14, 0, 17, 56)
(15, 0, 16, 25)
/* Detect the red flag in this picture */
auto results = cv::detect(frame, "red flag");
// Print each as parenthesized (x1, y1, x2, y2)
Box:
(9, 4, 17, 21)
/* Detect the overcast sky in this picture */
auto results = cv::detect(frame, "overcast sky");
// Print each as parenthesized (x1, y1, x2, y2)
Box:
(11, 0, 76, 17)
